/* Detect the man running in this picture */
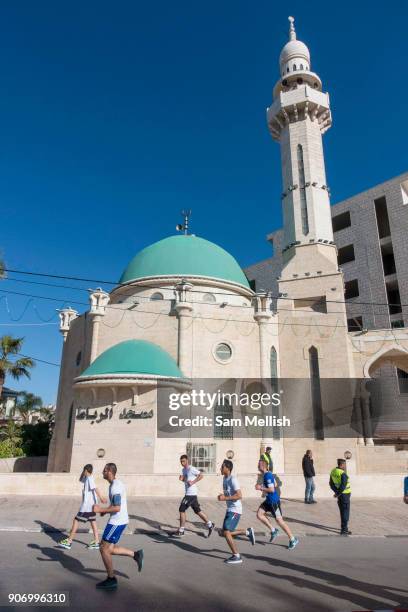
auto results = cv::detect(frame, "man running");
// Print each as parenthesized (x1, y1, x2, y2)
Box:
(175, 454, 215, 537)
(255, 459, 299, 550)
(92, 463, 143, 590)
(58, 463, 106, 550)
(217, 459, 255, 564)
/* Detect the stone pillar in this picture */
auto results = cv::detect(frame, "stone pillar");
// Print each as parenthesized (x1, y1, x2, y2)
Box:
(174, 281, 194, 377)
(58, 307, 78, 341)
(88, 288, 110, 364)
(254, 293, 272, 379)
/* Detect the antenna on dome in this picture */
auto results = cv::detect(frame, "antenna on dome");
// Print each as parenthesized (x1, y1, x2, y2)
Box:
(176, 209, 192, 235)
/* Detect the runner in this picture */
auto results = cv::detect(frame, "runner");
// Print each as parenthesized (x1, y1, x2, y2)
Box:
(174, 454, 215, 538)
(92, 462, 144, 590)
(255, 459, 299, 550)
(58, 463, 106, 550)
(217, 459, 255, 564)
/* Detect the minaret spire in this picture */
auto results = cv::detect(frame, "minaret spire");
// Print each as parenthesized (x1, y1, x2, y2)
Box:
(288, 16, 296, 41)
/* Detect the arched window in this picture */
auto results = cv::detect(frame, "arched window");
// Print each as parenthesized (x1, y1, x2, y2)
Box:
(67, 403, 74, 439)
(297, 144, 309, 235)
(300, 63, 304, 70)
(309, 347, 324, 439)
(214, 401, 233, 439)
(202, 293, 216, 304)
(287, 67, 289, 73)
(293, 64, 297, 71)
(150, 292, 164, 301)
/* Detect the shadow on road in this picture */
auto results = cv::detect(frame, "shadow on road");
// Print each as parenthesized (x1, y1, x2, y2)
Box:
(252, 554, 408, 610)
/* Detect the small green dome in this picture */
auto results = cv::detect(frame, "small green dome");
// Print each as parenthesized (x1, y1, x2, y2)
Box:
(119, 235, 250, 288)
(79, 340, 183, 378)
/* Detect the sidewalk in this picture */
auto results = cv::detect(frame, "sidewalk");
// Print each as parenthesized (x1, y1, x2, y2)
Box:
(0, 496, 407, 536)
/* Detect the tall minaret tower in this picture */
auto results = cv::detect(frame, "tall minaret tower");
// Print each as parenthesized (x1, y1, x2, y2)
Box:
(268, 17, 337, 276)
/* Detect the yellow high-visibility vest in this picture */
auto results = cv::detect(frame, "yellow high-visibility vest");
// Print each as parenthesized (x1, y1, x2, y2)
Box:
(330, 468, 351, 494)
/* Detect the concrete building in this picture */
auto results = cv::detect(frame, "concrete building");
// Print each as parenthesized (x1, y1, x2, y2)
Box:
(246, 169, 408, 441)
(47, 17, 408, 489)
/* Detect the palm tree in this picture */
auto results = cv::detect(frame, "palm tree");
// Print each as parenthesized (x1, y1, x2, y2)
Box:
(15, 391, 43, 424)
(0, 336, 35, 399)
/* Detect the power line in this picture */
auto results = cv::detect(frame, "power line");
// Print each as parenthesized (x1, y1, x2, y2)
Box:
(16, 352, 60, 367)
(2, 268, 406, 313)
(0, 285, 388, 332)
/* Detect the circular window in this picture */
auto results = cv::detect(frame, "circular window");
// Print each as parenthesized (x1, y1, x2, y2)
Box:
(202, 293, 216, 304)
(150, 292, 164, 301)
(96, 448, 105, 458)
(215, 342, 232, 362)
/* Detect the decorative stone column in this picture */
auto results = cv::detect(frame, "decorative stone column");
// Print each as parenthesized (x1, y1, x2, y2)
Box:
(174, 281, 194, 378)
(88, 288, 110, 363)
(58, 307, 78, 341)
(254, 293, 272, 379)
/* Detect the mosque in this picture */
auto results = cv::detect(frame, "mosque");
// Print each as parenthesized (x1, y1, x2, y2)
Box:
(48, 18, 408, 488)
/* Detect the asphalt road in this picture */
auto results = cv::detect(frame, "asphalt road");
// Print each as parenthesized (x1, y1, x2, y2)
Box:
(0, 531, 407, 612)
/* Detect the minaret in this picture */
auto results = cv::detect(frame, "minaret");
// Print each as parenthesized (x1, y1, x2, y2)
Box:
(267, 17, 337, 275)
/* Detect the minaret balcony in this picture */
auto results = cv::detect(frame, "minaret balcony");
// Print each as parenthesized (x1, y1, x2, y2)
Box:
(267, 85, 332, 140)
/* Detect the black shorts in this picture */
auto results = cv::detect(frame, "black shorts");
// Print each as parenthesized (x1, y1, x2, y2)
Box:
(260, 500, 282, 519)
(75, 511, 96, 523)
(179, 495, 201, 514)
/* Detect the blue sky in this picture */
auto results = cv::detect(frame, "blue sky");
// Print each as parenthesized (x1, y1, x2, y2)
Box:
(1, 1, 407, 404)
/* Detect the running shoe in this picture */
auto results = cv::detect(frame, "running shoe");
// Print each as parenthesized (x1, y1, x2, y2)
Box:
(288, 537, 299, 550)
(96, 577, 118, 590)
(57, 538, 72, 550)
(246, 527, 256, 546)
(87, 540, 100, 549)
(173, 529, 185, 537)
(224, 555, 243, 564)
(207, 522, 215, 538)
(340, 530, 352, 536)
(270, 528, 280, 543)
(134, 549, 144, 572)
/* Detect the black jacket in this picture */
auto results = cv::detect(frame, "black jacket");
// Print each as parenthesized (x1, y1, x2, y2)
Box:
(302, 455, 315, 477)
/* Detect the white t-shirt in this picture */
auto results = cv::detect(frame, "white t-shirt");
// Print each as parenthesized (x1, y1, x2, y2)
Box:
(79, 476, 97, 513)
(182, 465, 201, 496)
(108, 479, 129, 526)
(223, 474, 242, 514)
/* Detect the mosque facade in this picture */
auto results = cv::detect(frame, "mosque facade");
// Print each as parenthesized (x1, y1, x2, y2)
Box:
(48, 18, 408, 480)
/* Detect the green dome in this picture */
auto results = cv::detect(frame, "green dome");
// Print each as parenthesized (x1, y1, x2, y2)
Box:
(79, 340, 183, 379)
(119, 235, 250, 288)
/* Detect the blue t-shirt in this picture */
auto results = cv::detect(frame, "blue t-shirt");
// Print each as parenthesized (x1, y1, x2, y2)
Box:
(404, 476, 408, 496)
(264, 471, 279, 504)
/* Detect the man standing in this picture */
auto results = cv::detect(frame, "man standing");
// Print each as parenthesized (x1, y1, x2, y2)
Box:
(256, 459, 299, 549)
(175, 454, 215, 537)
(260, 446, 273, 472)
(302, 450, 316, 504)
(217, 459, 255, 564)
(404, 473, 408, 504)
(330, 459, 351, 535)
(92, 463, 144, 589)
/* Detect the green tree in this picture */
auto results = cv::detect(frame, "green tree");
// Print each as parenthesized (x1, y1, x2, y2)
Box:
(21, 421, 53, 456)
(15, 391, 43, 424)
(0, 419, 24, 457)
(0, 336, 35, 399)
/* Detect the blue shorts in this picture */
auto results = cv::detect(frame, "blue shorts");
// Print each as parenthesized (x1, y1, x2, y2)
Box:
(102, 523, 127, 544)
(223, 511, 241, 532)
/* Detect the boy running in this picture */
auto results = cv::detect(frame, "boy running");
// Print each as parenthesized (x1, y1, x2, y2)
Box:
(58, 463, 106, 550)
(217, 459, 255, 564)
(175, 454, 215, 537)
(255, 459, 299, 550)
(92, 463, 144, 590)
